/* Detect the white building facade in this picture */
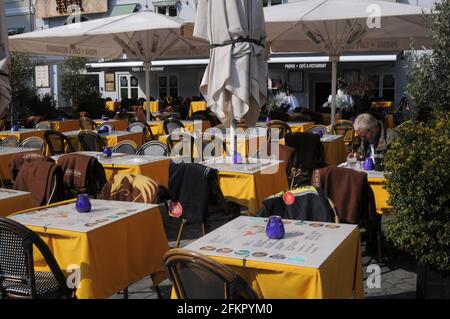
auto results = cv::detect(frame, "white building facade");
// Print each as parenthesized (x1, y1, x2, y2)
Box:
(4, 0, 438, 110)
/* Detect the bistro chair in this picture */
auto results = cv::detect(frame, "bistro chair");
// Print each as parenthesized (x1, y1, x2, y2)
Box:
(18, 137, 45, 154)
(136, 141, 168, 157)
(331, 120, 355, 153)
(78, 131, 105, 152)
(0, 119, 6, 131)
(79, 117, 97, 130)
(13, 160, 65, 206)
(306, 125, 330, 136)
(163, 118, 185, 135)
(164, 249, 258, 299)
(0, 136, 20, 148)
(44, 130, 75, 156)
(112, 140, 137, 155)
(195, 132, 225, 161)
(167, 132, 196, 163)
(127, 120, 154, 144)
(24, 116, 44, 129)
(34, 121, 51, 130)
(266, 120, 292, 142)
(0, 217, 76, 299)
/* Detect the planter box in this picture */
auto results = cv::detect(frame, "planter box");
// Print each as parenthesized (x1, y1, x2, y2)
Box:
(417, 262, 450, 299)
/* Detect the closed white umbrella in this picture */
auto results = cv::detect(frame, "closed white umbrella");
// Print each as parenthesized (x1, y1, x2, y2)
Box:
(9, 10, 207, 121)
(265, 0, 433, 123)
(0, 0, 11, 119)
(194, 0, 268, 159)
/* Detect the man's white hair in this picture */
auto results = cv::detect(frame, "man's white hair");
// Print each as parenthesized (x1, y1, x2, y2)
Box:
(354, 113, 379, 131)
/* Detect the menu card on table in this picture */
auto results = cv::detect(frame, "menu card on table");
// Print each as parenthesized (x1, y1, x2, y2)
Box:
(0, 188, 30, 201)
(10, 200, 157, 233)
(185, 216, 357, 268)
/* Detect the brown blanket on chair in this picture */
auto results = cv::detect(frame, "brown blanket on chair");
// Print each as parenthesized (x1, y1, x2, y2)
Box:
(57, 154, 92, 190)
(312, 166, 373, 224)
(9, 153, 54, 181)
(13, 161, 62, 207)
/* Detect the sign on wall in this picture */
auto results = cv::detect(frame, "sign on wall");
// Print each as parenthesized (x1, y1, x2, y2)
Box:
(35, 65, 50, 88)
(35, 0, 108, 19)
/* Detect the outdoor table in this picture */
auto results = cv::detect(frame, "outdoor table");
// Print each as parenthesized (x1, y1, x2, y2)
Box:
(201, 158, 288, 215)
(339, 163, 390, 215)
(63, 130, 144, 150)
(0, 147, 41, 181)
(183, 216, 364, 299)
(321, 113, 342, 126)
(106, 101, 120, 112)
(52, 152, 170, 187)
(288, 121, 315, 133)
(94, 119, 129, 131)
(49, 119, 80, 132)
(158, 129, 265, 158)
(189, 101, 207, 117)
(0, 128, 46, 142)
(9, 199, 170, 299)
(0, 188, 33, 217)
(280, 135, 348, 167)
(147, 120, 211, 138)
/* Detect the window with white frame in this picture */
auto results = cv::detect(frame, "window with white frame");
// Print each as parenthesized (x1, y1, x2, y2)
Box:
(263, 0, 285, 7)
(158, 75, 179, 99)
(368, 73, 396, 101)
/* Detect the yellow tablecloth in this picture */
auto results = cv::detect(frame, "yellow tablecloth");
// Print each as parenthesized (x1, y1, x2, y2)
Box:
(106, 101, 120, 112)
(189, 101, 207, 117)
(172, 227, 363, 299)
(289, 122, 315, 133)
(0, 190, 33, 217)
(369, 177, 390, 214)
(148, 120, 211, 138)
(94, 119, 129, 131)
(14, 201, 169, 299)
(102, 158, 170, 187)
(0, 149, 41, 181)
(218, 162, 288, 215)
(0, 129, 46, 142)
(50, 120, 80, 133)
(218, 227, 363, 298)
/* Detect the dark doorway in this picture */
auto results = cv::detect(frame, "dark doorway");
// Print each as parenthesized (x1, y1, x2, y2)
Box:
(85, 74, 100, 92)
(315, 82, 331, 111)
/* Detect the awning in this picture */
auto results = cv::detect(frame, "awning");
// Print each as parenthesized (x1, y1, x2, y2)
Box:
(110, 4, 139, 17)
(152, 1, 179, 6)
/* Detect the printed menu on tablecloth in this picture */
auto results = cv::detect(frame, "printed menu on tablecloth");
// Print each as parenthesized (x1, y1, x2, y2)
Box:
(0, 188, 30, 200)
(185, 216, 357, 269)
(201, 158, 282, 174)
(10, 200, 157, 233)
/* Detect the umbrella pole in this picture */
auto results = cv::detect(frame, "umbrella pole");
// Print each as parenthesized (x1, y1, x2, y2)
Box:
(331, 56, 338, 125)
(144, 61, 151, 122)
(230, 107, 236, 162)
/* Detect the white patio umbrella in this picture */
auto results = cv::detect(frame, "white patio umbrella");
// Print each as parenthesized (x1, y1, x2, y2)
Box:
(264, 0, 433, 123)
(0, 0, 11, 119)
(194, 0, 268, 159)
(9, 10, 208, 121)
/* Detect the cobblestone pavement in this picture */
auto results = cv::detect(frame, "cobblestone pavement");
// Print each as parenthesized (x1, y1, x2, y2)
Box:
(110, 208, 418, 299)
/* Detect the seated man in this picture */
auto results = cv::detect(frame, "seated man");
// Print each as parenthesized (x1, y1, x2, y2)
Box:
(353, 113, 397, 158)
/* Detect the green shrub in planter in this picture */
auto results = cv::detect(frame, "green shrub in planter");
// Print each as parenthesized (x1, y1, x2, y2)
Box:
(384, 109, 450, 271)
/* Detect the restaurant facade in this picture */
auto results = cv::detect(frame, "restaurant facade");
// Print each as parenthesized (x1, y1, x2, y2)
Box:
(4, 0, 436, 110)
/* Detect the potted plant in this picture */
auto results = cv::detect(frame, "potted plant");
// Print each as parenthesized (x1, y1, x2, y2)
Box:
(346, 78, 370, 115)
(383, 108, 450, 298)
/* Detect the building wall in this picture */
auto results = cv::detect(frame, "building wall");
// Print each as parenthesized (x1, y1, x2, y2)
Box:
(5, 0, 439, 110)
